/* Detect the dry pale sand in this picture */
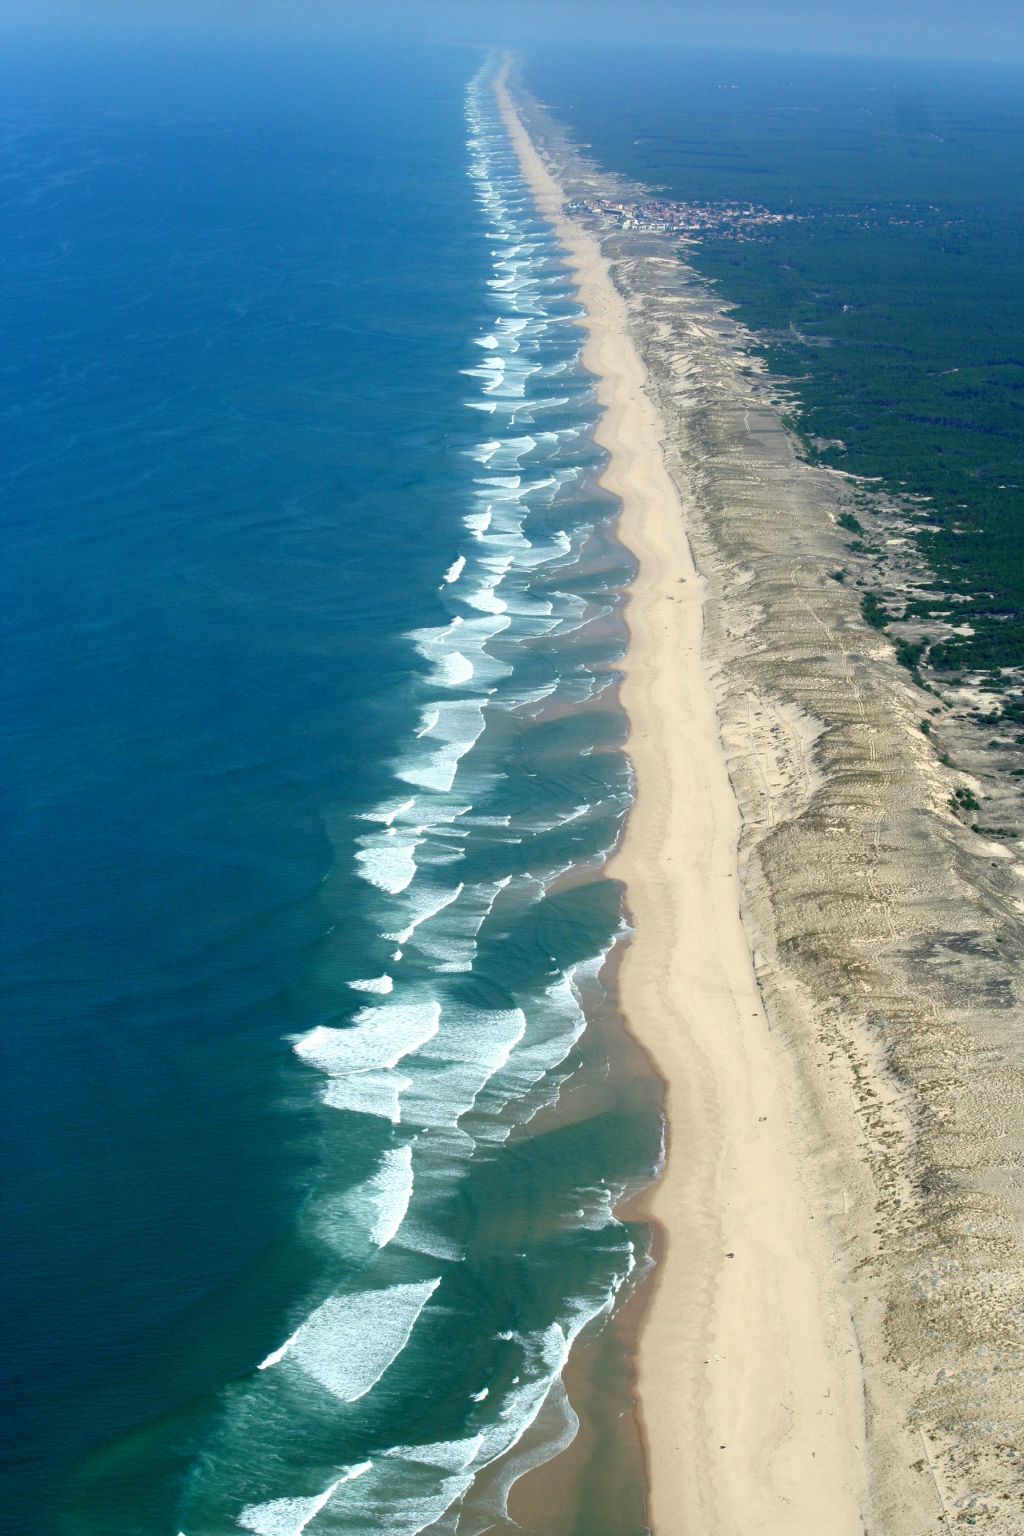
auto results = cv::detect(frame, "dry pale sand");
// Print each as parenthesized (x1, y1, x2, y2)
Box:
(496, 66, 867, 1536)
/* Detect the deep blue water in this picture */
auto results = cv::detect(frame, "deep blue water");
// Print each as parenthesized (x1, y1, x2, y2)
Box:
(2, 34, 658, 1536)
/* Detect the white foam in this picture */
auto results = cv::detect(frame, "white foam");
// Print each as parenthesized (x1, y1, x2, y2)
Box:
(348, 974, 394, 995)
(475, 473, 521, 490)
(387, 1436, 484, 1473)
(468, 1379, 579, 1533)
(472, 968, 591, 1135)
(471, 1309, 600, 1475)
(414, 613, 513, 692)
(259, 1279, 440, 1402)
(552, 803, 591, 829)
(460, 550, 514, 617)
(324, 1464, 474, 1536)
(521, 394, 571, 416)
(427, 646, 475, 689)
(236, 1464, 372, 1536)
(355, 833, 419, 894)
(429, 695, 490, 746)
(397, 699, 487, 795)
(499, 678, 559, 710)
(261, 66, 638, 1523)
(461, 363, 501, 385)
(385, 883, 464, 946)
(571, 1181, 624, 1232)
(323, 1070, 410, 1124)
(359, 796, 416, 828)
(484, 435, 538, 469)
(395, 875, 508, 976)
(295, 1000, 440, 1077)
(364, 1144, 415, 1247)
(394, 1212, 466, 1263)
(401, 1003, 527, 1132)
(410, 620, 469, 688)
(256, 1339, 290, 1371)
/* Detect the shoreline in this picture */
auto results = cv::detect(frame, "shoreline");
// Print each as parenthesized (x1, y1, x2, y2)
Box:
(501, 51, 1024, 1534)
(495, 61, 868, 1536)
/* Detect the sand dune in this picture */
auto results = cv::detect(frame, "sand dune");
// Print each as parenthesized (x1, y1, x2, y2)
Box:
(498, 56, 1024, 1536)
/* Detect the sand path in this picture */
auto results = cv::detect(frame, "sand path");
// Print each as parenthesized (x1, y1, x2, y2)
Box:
(495, 64, 867, 1536)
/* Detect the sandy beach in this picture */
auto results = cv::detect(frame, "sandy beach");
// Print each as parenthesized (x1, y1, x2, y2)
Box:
(498, 55, 1024, 1536)
(495, 64, 867, 1536)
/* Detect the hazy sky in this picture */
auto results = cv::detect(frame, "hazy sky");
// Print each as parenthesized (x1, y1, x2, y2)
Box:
(4, 0, 1024, 64)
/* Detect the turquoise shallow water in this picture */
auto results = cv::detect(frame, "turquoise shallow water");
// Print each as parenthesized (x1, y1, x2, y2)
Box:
(2, 36, 660, 1536)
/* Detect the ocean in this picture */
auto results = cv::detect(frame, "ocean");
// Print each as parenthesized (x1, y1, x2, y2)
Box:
(1, 35, 660, 1536)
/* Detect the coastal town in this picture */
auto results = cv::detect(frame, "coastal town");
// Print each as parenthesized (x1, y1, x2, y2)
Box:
(566, 193, 802, 240)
